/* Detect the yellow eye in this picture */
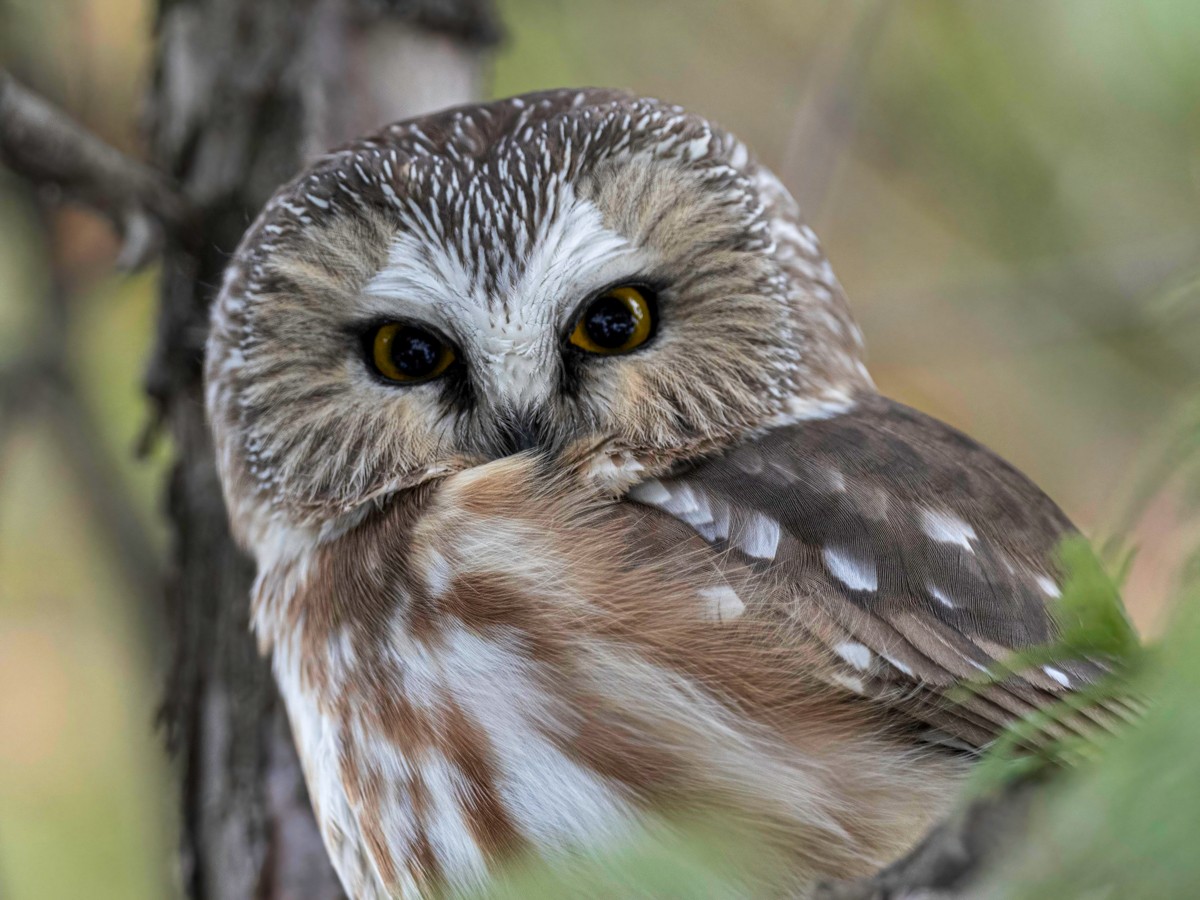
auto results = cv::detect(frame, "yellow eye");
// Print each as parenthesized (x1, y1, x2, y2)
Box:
(568, 285, 656, 355)
(368, 322, 456, 383)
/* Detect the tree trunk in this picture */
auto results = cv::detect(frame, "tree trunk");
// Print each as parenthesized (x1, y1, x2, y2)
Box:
(143, 3, 498, 897)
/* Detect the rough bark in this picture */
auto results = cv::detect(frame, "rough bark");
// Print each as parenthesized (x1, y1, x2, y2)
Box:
(142, 3, 496, 897)
(0, 70, 195, 267)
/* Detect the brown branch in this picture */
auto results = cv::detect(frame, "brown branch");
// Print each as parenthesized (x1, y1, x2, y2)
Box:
(814, 779, 1040, 899)
(0, 70, 196, 267)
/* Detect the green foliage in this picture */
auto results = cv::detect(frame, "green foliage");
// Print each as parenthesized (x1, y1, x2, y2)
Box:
(459, 821, 766, 899)
(984, 559, 1200, 899)
(1048, 536, 1141, 663)
(979, 411, 1200, 897)
(963, 536, 1142, 795)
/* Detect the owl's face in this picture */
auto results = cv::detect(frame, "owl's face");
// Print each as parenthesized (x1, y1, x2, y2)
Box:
(207, 89, 870, 546)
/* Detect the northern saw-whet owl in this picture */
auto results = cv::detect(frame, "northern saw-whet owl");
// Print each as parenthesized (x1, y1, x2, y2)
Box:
(206, 88, 1104, 897)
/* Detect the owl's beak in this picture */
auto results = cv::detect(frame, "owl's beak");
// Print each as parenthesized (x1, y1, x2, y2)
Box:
(489, 410, 550, 458)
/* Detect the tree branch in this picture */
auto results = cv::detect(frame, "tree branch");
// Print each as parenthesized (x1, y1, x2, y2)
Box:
(0, 70, 196, 267)
(814, 779, 1039, 899)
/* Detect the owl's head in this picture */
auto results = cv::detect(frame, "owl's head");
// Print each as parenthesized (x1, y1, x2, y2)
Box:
(206, 88, 871, 549)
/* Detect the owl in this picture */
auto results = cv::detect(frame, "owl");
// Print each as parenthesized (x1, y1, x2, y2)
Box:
(205, 88, 1105, 898)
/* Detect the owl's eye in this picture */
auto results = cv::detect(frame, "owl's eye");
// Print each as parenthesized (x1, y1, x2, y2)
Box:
(569, 285, 656, 355)
(367, 322, 456, 383)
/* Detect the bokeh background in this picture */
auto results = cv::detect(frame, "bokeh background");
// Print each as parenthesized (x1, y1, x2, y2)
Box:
(1, 1, 1198, 897)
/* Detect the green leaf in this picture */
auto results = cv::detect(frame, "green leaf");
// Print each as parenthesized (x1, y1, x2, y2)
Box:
(1050, 535, 1140, 662)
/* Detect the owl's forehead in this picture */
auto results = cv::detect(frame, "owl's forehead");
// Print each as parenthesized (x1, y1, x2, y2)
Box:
(251, 90, 763, 309)
(360, 182, 652, 325)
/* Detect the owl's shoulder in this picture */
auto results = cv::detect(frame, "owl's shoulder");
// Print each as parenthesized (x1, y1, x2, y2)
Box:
(761, 391, 1074, 548)
(629, 391, 1107, 749)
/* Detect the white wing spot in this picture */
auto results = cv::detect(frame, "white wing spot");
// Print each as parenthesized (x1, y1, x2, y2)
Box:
(773, 391, 856, 425)
(733, 446, 764, 475)
(628, 478, 672, 507)
(831, 673, 866, 694)
(928, 583, 955, 608)
(882, 653, 914, 677)
(736, 512, 781, 559)
(699, 586, 745, 622)
(823, 545, 877, 592)
(659, 484, 704, 521)
(1035, 575, 1061, 599)
(819, 468, 847, 493)
(1043, 666, 1071, 688)
(709, 503, 732, 543)
(920, 508, 977, 550)
(834, 641, 873, 671)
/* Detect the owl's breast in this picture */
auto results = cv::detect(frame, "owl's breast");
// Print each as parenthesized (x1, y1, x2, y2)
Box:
(256, 453, 966, 898)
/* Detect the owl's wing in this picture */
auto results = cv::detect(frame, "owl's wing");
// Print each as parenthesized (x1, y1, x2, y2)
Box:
(627, 392, 1118, 752)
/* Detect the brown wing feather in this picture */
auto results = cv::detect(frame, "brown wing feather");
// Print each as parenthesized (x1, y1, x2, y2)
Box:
(627, 392, 1111, 751)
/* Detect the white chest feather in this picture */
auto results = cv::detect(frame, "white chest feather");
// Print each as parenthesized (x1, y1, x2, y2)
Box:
(271, 614, 636, 899)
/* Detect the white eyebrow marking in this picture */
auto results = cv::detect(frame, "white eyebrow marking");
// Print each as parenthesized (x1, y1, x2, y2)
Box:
(920, 508, 977, 550)
(736, 512, 781, 559)
(823, 545, 877, 592)
(834, 641, 872, 671)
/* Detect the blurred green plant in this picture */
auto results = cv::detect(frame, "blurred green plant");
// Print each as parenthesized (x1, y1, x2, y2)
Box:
(981, 406, 1200, 899)
(962, 535, 1144, 795)
(986, 555, 1200, 899)
(460, 819, 768, 900)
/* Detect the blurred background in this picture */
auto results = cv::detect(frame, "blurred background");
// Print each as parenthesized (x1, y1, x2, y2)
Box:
(1, 1, 1198, 897)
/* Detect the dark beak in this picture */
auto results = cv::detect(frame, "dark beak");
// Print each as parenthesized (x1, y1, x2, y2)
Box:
(489, 410, 549, 458)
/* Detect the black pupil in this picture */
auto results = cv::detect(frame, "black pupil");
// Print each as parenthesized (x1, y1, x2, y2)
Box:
(584, 295, 638, 349)
(389, 327, 442, 377)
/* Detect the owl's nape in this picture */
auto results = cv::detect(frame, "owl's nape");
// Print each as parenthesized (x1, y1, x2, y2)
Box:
(204, 88, 1110, 898)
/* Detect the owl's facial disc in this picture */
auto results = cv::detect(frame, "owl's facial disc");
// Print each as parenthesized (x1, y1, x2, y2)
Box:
(207, 90, 872, 539)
